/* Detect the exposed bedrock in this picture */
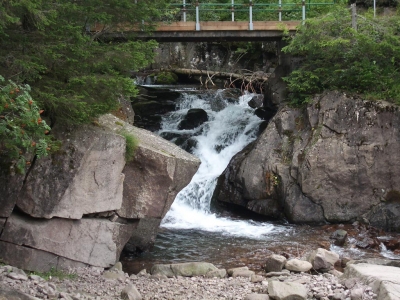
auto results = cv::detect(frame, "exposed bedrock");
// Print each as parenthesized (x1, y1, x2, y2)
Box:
(214, 91, 400, 230)
(0, 114, 200, 271)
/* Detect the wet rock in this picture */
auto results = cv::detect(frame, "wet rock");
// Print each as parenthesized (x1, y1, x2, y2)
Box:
(248, 95, 264, 109)
(330, 230, 348, 246)
(268, 281, 308, 300)
(285, 259, 312, 273)
(178, 108, 208, 130)
(217, 88, 242, 103)
(265, 254, 287, 273)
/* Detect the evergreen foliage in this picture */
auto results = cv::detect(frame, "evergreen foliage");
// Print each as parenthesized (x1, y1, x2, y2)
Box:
(0, 0, 168, 125)
(0, 0, 168, 171)
(282, 7, 400, 106)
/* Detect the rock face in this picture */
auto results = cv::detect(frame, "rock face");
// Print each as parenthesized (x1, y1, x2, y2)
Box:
(214, 92, 400, 229)
(98, 114, 201, 252)
(17, 125, 126, 219)
(0, 114, 200, 271)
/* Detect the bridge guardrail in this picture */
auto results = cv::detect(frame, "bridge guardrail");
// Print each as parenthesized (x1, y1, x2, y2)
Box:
(166, 0, 335, 28)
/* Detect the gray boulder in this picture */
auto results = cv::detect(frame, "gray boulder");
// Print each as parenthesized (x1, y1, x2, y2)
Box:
(331, 230, 348, 246)
(265, 254, 287, 273)
(99, 114, 201, 252)
(17, 125, 125, 219)
(285, 259, 312, 273)
(248, 94, 264, 109)
(268, 281, 308, 300)
(308, 248, 339, 272)
(214, 91, 400, 229)
(341, 263, 400, 300)
(151, 262, 218, 278)
(0, 213, 134, 268)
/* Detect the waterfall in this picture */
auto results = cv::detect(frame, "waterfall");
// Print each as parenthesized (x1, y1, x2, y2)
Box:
(159, 89, 279, 239)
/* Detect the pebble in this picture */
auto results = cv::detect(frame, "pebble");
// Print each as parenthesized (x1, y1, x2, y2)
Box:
(0, 264, 377, 300)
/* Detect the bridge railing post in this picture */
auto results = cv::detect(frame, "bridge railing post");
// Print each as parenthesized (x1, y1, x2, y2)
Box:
(249, 0, 253, 30)
(183, 0, 186, 22)
(195, 1, 200, 31)
(231, 0, 235, 22)
(302, 0, 306, 22)
(279, 0, 282, 21)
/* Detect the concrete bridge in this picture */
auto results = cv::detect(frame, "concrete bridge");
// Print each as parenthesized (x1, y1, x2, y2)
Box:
(93, 0, 334, 42)
(133, 21, 300, 42)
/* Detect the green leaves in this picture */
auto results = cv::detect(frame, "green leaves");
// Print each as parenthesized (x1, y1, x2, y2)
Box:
(0, 78, 57, 174)
(283, 6, 400, 106)
(0, 0, 167, 126)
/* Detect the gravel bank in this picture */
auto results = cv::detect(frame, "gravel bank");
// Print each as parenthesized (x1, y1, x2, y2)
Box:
(0, 263, 377, 300)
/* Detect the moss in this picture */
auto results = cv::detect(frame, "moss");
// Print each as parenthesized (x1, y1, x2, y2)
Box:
(155, 71, 178, 85)
(119, 131, 138, 162)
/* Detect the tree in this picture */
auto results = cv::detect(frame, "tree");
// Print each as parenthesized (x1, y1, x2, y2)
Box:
(0, 0, 169, 125)
(0, 76, 57, 173)
(282, 6, 400, 106)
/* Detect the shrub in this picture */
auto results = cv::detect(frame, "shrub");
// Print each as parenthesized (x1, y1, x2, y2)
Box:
(0, 76, 58, 174)
(282, 7, 400, 106)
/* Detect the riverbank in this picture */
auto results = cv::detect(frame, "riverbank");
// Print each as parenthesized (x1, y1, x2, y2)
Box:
(0, 258, 391, 300)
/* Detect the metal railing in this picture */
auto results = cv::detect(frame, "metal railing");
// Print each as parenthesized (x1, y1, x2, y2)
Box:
(167, 0, 335, 30)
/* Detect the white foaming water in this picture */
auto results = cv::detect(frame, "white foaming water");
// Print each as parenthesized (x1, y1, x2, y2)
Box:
(159, 89, 280, 239)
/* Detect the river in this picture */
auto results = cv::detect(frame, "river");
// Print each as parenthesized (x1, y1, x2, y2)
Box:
(122, 84, 400, 274)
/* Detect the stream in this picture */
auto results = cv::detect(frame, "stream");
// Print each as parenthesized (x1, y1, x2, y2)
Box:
(122, 84, 400, 274)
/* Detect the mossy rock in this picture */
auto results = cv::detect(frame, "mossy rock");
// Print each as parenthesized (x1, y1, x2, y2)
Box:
(155, 71, 178, 85)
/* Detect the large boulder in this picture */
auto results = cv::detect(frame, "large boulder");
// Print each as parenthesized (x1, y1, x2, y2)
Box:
(16, 125, 126, 219)
(214, 92, 400, 229)
(0, 114, 200, 271)
(0, 213, 135, 268)
(341, 263, 400, 300)
(99, 114, 201, 252)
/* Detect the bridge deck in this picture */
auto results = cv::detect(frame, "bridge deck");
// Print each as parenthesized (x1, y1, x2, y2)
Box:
(95, 21, 300, 42)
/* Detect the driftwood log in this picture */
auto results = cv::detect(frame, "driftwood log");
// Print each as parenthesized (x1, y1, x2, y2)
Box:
(169, 68, 272, 91)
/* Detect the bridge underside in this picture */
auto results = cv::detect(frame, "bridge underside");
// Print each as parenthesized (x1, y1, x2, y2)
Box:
(133, 30, 294, 42)
(103, 21, 300, 42)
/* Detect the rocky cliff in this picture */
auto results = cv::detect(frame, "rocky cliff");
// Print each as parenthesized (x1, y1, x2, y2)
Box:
(0, 114, 200, 271)
(214, 91, 400, 231)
